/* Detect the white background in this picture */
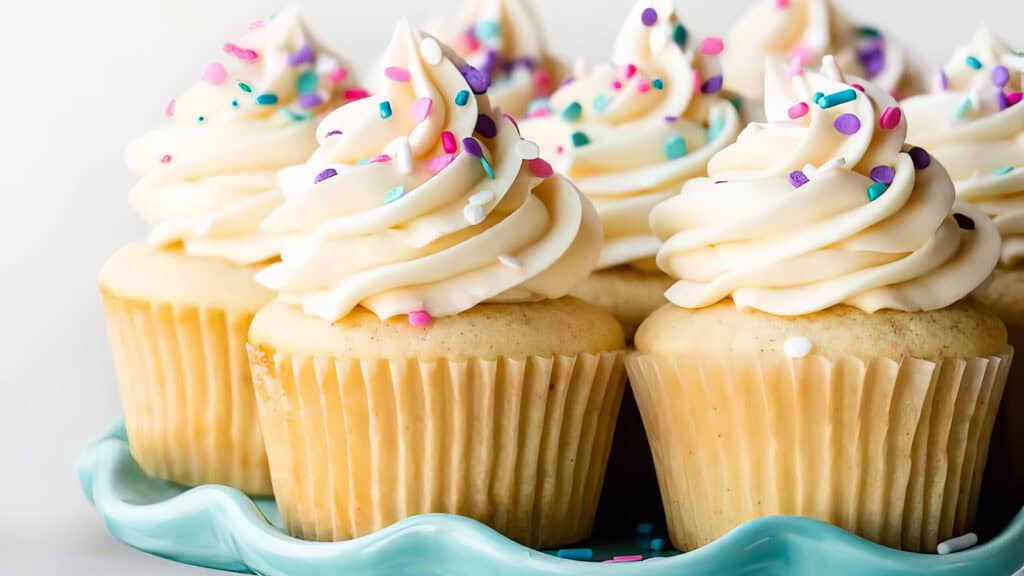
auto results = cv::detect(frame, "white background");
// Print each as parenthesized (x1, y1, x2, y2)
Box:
(1, 0, 1021, 573)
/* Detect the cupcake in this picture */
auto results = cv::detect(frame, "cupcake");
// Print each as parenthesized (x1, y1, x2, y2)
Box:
(724, 0, 912, 120)
(520, 0, 741, 339)
(627, 58, 1011, 552)
(902, 27, 1024, 531)
(99, 8, 359, 495)
(247, 22, 626, 547)
(429, 0, 562, 118)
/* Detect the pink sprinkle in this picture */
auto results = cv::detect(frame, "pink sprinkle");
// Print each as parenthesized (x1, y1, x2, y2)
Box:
(408, 310, 432, 327)
(385, 66, 411, 83)
(201, 62, 227, 85)
(624, 64, 638, 79)
(890, 88, 901, 100)
(368, 154, 392, 164)
(344, 88, 370, 101)
(525, 107, 550, 119)
(329, 67, 349, 84)
(555, 145, 565, 155)
(165, 99, 176, 118)
(851, 83, 866, 92)
(692, 69, 703, 93)
(788, 102, 809, 119)
(700, 37, 724, 55)
(428, 153, 456, 174)
(879, 106, 902, 130)
(412, 97, 433, 121)
(160, 154, 172, 164)
(790, 43, 811, 64)
(462, 31, 481, 53)
(637, 81, 651, 93)
(1008, 92, 1024, 106)
(441, 131, 457, 153)
(611, 80, 623, 91)
(609, 556, 643, 563)
(787, 55, 804, 78)
(223, 42, 259, 62)
(534, 70, 551, 89)
(528, 158, 554, 178)
(776, 0, 790, 7)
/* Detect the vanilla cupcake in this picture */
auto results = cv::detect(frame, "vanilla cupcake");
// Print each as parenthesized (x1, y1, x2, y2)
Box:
(429, 0, 562, 118)
(99, 8, 359, 495)
(724, 0, 912, 120)
(247, 23, 626, 547)
(628, 58, 1010, 552)
(520, 1, 741, 338)
(902, 27, 1024, 531)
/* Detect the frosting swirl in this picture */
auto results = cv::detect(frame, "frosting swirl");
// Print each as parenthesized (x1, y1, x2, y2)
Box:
(256, 23, 601, 324)
(903, 28, 1024, 268)
(650, 59, 1001, 315)
(724, 0, 907, 103)
(430, 0, 561, 118)
(125, 8, 359, 264)
(519, 1, 740, 270)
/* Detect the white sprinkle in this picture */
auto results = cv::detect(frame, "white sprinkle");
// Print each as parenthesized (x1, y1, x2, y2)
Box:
(468, 190, 495, 206)
(463, 203, 486, 225)
(802, 163, 818, 177)
(783, 336, 813, 358)
(937, 533, 978, 555)
(420, 38, 443, 66)
(394, 137, 413, 175)
(819, 157, 846, 172)
(517, 139, 541, 160)
(968, 89, 983, 111)
(498, 254, 521, 269)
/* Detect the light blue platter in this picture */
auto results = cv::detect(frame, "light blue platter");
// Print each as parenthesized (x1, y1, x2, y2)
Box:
(79, 422, 1024, 575)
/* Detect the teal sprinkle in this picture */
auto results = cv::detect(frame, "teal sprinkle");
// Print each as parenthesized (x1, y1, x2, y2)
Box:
(966, 56, 983, 70)
(256, 93, 279, 106)
(474, 19, 501, 40)
(664, 135, 688, 160)
(561, 101, 583, 122)
(455, 90, 470, 106)
(279, 108, 311, 122)
(857, 26, 881, 38)
(593, 94, 612, 113)
(994, 165, 1015, 176)
(672, 23, 688, 47)
(818, 89, 857, 109)
(571, 131, 590, 147)
(955, 97, 973, 119)
(651, 78, 664, 90)
(196, 115, 205, 123)
(527, 98, 550, 115)
(480, 156, 496, 179)
(384, 185, 405, 203)
(238, 81, 252, 93)
(555, 549, 593, 560)
(636, 523, 654, 536)
(296, 70, 319, 94)
(730, 96, 743, 111)
(707, 114, 725, 143)
(867, 182, 888, 201)
(231, 100, 239, 108)
(357, 158, 370, 166)
(379, 101, 393, 119)
(650, 538, 667, 552)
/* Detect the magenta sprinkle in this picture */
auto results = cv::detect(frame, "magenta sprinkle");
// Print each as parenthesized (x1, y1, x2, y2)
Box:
(625, 63, 638, 79)
(788, 102, 809, 119)
(1008, 92, 1024, 107)
(993, 65, 1011, 88)
(870, 165, 895, 184)
(368, 154, 392, 164)
(460, 64, 491, 94)
(442, 131, 457, 154)
(160, 154, 172, 164)
(834, 113, 861, 135)
(851, 83, 866, 92)
(701, 75, 724, 94)
(344, 88, 370, 100)
(408, 310, 432, 327)
(462, 137, 484, 158)
(314, 168, 338, 184)
(223, 42, 259, 62)
(640, 7, 658, 26)
(879, 106, 902, 129)
(528, 158, 554, 178)
(789, 171, 809, 188)
(610, 556, 643, 563)
(909, 147, 931, 170)
(288, 44, 315, 67)
(476, 114, 498, 138)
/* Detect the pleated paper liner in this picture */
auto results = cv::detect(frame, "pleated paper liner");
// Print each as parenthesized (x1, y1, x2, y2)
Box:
(101, 291, 273, 495)
(626, 348, 1013, 553)
(979, 327, 1024, 532)
(247, 346, 627, 548)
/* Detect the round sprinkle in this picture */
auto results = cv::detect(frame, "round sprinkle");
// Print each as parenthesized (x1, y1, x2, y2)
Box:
(442, 131, 457, 154)
(966, 56, 983, 70)
(699, 37, 724, 55)
(517, 139, 540, 160)
(344, 88, 370, 101)
(314, 168, 338, 184)
(571, 131, 591, 147)
(640, 7, 658, 26)
(561, 101, 583, 122)
(475, 19, 501, 40)
(789, 171, 810, 188)
(384, 185, 405, 203)
(412, 97, 433, 122)
(870, 165, 895, 184)
(379, 101, 393, 119)
(909, 147, 931, 170)
(196, 116, 206, 123)
(593, 94, 612, 113)
(701, 75, 724, 94)
(325, 130, 343, 138)
(624, 64, 638, 79)
(287, 44, 315, 68)
(867, 182, 888, 201)
(476, 114, 498, 138)
(788, 102, 809, 119)
(462, 137, 483, 158)
(329, 68, 349, 84)
(818, 89, 857, 109)
(160, 154, 172, 164)
(297, 94, 324, 109)
(455, 90, 471, 106)
(469, 190, 495, 206)
(420, 37, 443, 65)
(834, 113, 861, 135)
(993, 65, 1011, 88)
(460, 64, 491, 94)
(408, 310, 432, 327)
(611, 80, 623, 91)
(201, 62, 227, 85)
(296, 70, 319, 94)
(498, 255, 522, 269)
(953, 213, 976, 230)
(464, 203, 486, 225)
(784, 336, 813, 358)
(528, 158, 554, 178)
(879, 106, 902, 130)
(652, 78, 665, 90)
(256, 93, 279, 106)
(664, 135, 688, 160)
(638, 81, 651, 93)
(385, 66, 411, 83)
(994, 165, 1015, 176)
(650, 538, 667, 552)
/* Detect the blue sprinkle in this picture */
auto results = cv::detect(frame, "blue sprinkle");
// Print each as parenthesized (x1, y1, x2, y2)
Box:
(651, 78, 664, 90)
(994, 165, 1015, 176)
(379, 101, 393, 119)
(480, 156, 496, 179)
(555, 548, 593, 560)
(593, 94, 612, 113)
(255, 93, 279, 106)
(571, 131, 590, 147)
(384, 185, 405, 203)
(664, 135, 688, 160)
(455, 90, 470, 106)
(650, 538, 667, 552)
(474, 20, 501, 40)
(813, 92, 825, 105)
(867, 182, 888, 201)
(966, 56, 983, 70)
(818, 89, 857, 109)
(955, 97, 972, 119)
(707, 113, 725, 142)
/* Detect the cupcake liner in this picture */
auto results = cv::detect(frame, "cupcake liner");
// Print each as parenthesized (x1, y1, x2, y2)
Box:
(102, 291, 272, 495)
(979, 326, 1024, 529)
(626, 348, 1013, 553)
(247, 346, 627, 548)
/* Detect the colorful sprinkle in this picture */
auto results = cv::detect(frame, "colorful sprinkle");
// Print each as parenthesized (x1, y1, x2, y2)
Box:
(991, 65, 1011, 88)
(938, 69, 949, 91)
(385, 66, 411, 83)
(636, 523, 654, 536)
(296, 70, 319, 94)
(165, 99, 176, 117)
(329, 67, 349, 84)
(611, 80, 623, 91)
(345, 88, 370, 101)
(701, 75, 724, 94)
(223, 42, 259, 62)
(528, 157, 554, 178)
(384, 186, 405, 203)
(201, 62, 227, 85)
(463, 138, 483, 158)
(296, 94, 323, 109)
(700, 37, 724, 55)
(555, 549, 593, 561)
(1008, 92, 1024, 106)
(867, 182, 888, 201)
(650, 538, 667, 552)
(455, 90, 471, 106)
(480, 156, 496, 179)
(464, 203, 486, 224)
(427, 153, 456, 174)
(673, 24, 688, 46)
(851, 83, 866, 92)
(412, 97, 433, 122)
(966, 56, 982, 70)
(776, 0, 790, 7)
(441, 131, 457, 154)
(834, 113, 861, 135)
(994, 165, 1015, 176)
(379, 101, 393, 119)
(476, 114, 497, 138)
(857, 26, 881, 38)
(160, 154, 172, 164)
(196, 116, 206, 123)
(788, 102, 810, 119)
(624, 64, 638, 79)
(287, 44, 315, 68)
(256, 93, 279, 106)
(325, 130, 343, 138)
(517, 139, 541, 160)
(571, 131, 591, 147)
(314, 168, 338, 184)
(879, 106, 902, 129)
(870, 165, 895, 184)
(408, 310, 432, 327)
(789, 170, 810, 188)
(953, 213, 976, 231)
(818, 89, 857, 109)
(999, 92, 1011, 111)
(475, 19, 501, 40)
(641, 7, 658, 26)
(367, 154, 392, 165)
(561, 102, 583, 122)
(909, 147, 931, 170)
(593, 94, 612, 113)
(610, 556, 643, 563)
(664, 135, 688, 160)
(813, 91, 825, 105)
(636, 81, 650, 93)
(955, 97, 972, 119)
(652, 78, 664, 90)
(460, 64, 491, 94)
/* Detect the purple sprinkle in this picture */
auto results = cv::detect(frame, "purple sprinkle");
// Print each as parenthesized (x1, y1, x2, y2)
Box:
(288, 44, 316, 68)
(297, 93, 324, 109)
(939, 69, 949, 91)
(999, 91, 1011, 111)
(510, 57, 537, 72)
(475, 114, 498, 138)
(664, 115, 678, 123)
(856, 42, 885, 78)
(560, 76, 575, 87)
(789, 170, 810, 188)
(460, 64, 491, 94)
(641, 7, 658, 26)
(953, 213, 976, 230)
(834, 113, 862, 135)
(701, 75, 724, 94)
(325, 130, 343, 138)
(314, 168, 338, 184)
(462, 137, 483, 158)
(909, 147, 931, 170)
(870, 165, 895, 184)
(482, 49, 500, 75)
(993, 65, 1011, 88)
